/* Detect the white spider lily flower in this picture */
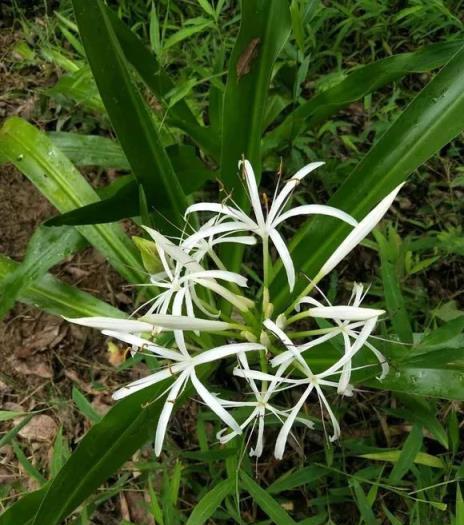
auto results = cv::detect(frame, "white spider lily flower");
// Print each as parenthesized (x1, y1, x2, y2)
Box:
(110, 341, 264, 456)
(185, 160, 358, 291)
(145, 227, 253, 312)
(217, 352, 313, 457)
(296, 284, 388, 393)
(66, 314, 233, 333)
(319, 184, 404, 278)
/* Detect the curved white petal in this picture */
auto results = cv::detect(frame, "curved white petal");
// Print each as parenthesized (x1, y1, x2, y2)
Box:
(154, 371, 190, 456)
(183, 221, 254, 250)
(172, 290, 189, 356)
(112, 366, 183, 400)
(192, 342, 264, 366)
(273, 204, 357, 228)
(319, 184, 404, 277)
(269, 228, 295, 292)
(267, 161, 324, 226)
(197, 278, 253, 312)
(274, 383, 314, 460)
(190, 368, 241, 433)
(187, 270, 248, 287)
(239, 159, 266, 230)
(184, 202, 256, 229)
(314, 384, 340, 442)
(250, 408, 265, 457)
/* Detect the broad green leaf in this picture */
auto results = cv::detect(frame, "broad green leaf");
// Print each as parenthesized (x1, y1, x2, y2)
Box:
(0, 225, 85, 319)
(31, 380, 171, 525)
(0, 117, 143, 284)
(240, 472, 297, 525)
(272, 43, 464, 310)
(413, 317, 464, 356)
(388, 424, 423, 483)
(457, 485, 464, 525)
(0, 254, 125, 319)
(0, 487, 48, 525)
(221, 0, 291, 192)
(264, 40, 464, 151)
(106, 7, 219, 159)
(186, 479, 234, 525)
(72, 0, 186, 226)
(360, 450, 445, 469)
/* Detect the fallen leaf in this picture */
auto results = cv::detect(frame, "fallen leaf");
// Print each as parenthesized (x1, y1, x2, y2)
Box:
(18, 415, 57, 442)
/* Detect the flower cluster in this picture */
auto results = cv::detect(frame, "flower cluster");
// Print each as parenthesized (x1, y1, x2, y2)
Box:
(69, 160, 402, 458)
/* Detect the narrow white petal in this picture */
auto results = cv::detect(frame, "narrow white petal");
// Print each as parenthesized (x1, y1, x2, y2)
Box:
(211, 235, 257, 247)
(267, 162, 324, 225)
(315, 384, 340, 442)
(307, 306, 385, 321)
(192, 342, 264, 366)
(239, 159, 266, 230)
(185, 202, 256, 228)
(187, 270, 248, 287)
(154, 371, 190, 456)
(183, 221, 254, 250)
(250, 408, 265, 457)
(190, 369, 241, 432)
(66, 316, 153, 333)
(269, 228, 295, 291)
(197, 278, 253, 312)
(112, 367, 182, 400)
(274, 384, 314, 460)
(102, 330, 183, 361)
(139, 314, 232, 332)
(274, 204, 357, 228)
(337, 331, 352, 395)
(172, 290, 190, 356)
(319, 184, 404, 277)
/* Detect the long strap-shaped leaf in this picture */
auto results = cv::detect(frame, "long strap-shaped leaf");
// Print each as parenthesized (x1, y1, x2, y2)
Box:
(264, 40, 464, 152)
(0, 225, 86, 319)
(0, 254, 125, 318)
(72, 0, 186, 226)
(105, 6, 219, 160)
(271, 44, 464, 310)
(220, 0, 291, 192)
(0, 118, 143, 284)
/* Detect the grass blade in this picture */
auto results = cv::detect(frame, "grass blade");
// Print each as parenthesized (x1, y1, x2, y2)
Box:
(186, 479, 234, 525)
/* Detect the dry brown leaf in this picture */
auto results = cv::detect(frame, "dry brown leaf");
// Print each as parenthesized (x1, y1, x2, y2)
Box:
(11, 357, 53, 379)
(18, 414, 57, 442)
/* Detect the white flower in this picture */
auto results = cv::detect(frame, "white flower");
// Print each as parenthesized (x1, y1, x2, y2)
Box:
(101, 329, 264, 456)
(217, 351, 314, 458)
(144, 228, 253, 313)
(184, 160, 358, 291)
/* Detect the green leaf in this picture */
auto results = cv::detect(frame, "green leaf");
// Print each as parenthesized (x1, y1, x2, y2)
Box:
(72, 0, 186, 226)
(272, 43, 464, 310)
(457, 484, 464, 525)
(0, 254, 125, 319)
(265, 40, 464, 151)
(351, 480, 379, 525)
(221, 0, 291, 192)
(0, 225, 85, 319)
(413, 317, 464, 356)
(186, 479, 234, 525)
(0, 486, 48, 525)
(72, 387, 102, 424)
(240, 472, 297, 525)
(388, 424, 423, 483)
(164, 20, 213, 50)
(268, 465, 327, 493)
(375, 228, 413, 344)
(31, 380, 171, 525)
(0, 117, 143, 284)
(360, 450, 445, 469)
(0, 410, 26, 422)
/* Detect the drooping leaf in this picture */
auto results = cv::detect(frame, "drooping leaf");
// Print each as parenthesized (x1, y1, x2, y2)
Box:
(0, 225, 86, 319)
(264, 40, 464, 152)
(72, 0, 186, 226)
(0, 254, 125, 319)
(0, 117, 144, 284)
(272, 43, 464, 310)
